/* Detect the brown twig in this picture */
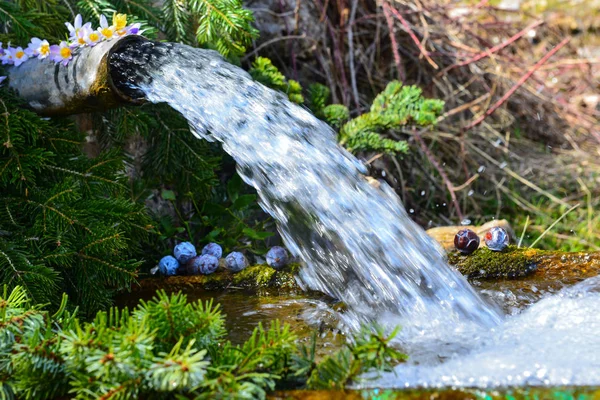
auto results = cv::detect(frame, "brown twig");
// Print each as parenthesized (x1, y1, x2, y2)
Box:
(382, 1, 406, 81)
(386, 3, 439, 69)
(463, 37, 571, 131)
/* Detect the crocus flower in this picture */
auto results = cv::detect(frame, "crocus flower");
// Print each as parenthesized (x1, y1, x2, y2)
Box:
(26, 38, 51, 59)
(113, 13, 128, 31)
(98, 15, 116, 40)
(1, 50, 12, 65)
(0, 42, 4, 56)
(84, 29, 102, 46)
(119, 22, 142, 37)
(50, 41, 73, 66)
(71, 24, 93, 48)
(1, 44, 14, 65)
(9, 46, 28, 67)
(65, 14, 91, 43)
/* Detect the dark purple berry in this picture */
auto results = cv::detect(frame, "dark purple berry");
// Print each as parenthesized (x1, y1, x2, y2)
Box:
(174, 242, 196, 263)
(454, 229, 480, 254)
(266, 246, 289, 269)
(484, 227, 509, 251)
(187, 254, 219, 275)
(201, 242, 223, 259)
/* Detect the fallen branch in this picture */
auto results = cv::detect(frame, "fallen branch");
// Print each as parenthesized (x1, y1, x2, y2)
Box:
(439, 20, 544, 76)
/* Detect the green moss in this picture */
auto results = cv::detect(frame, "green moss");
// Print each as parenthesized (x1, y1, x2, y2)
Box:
(135, 263, 302, 293)
(448, 245, 542, 279)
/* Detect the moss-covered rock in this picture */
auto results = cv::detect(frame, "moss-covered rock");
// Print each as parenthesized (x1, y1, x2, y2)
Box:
(447, 246, 600, 281)
(134, 263, 302, 293)
(447, 245, 540, 279)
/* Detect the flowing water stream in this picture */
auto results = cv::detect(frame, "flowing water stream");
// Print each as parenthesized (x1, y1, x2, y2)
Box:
(111, 41, 600, 389)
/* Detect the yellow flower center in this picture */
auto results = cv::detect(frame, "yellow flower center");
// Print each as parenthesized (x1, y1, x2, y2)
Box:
(113, 13, 127, 30)
(40, 43, 50, 55)
(101, 28, 114, 38)
(89, 32, 99, 41)
(78, 37, 85, 45)
(60, 47, 71, 58)
(15, 50, 24, 59)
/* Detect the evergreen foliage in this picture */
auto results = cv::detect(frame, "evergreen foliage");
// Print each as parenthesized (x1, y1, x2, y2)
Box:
(0, 91, 151, 315)
(0, 286, 407, 399)
(249, 57, 304, 104)
(258, 66, 444, 155)
(337, 81, 444, 154)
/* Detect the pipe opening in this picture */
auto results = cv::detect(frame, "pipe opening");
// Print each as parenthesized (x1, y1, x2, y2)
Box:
(109, 38, 172, 103)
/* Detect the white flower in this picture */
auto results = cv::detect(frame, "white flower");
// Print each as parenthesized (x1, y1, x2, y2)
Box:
(65, 14, 84, 41)
(84, 29, 102, 46)
(1, 44, 14, 65)
(71, 24, 93, 48)
(50, 41, 72, 66)
(9, 46, 28, 67)
(25, 38, 51, 59)
(98, 15, 116, 40)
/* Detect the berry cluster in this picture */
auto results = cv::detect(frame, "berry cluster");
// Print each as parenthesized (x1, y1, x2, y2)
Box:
(454, 226, 510, 255)
(157, 243, 290, 277)
(0, 12, 142, 82)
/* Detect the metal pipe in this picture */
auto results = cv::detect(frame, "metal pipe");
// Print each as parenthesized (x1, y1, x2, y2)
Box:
(6, 35, 148, 116)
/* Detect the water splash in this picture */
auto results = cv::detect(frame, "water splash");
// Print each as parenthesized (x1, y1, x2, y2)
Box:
(111, 41, 501, 332)
(369, 276, 600, 388)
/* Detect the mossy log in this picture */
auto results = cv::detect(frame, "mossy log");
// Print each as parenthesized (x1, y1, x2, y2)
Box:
(272, 387, 600, 400)
(133, 247, 600, 295)
(448, 245, 600, 280)
(133, 263, 303, 293)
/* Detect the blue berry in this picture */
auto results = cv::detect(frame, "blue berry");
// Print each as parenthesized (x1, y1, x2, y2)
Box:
(266, 246, 289, 269)
(174, 242, 197, 263)
(454, 229, 480, 255)
(188, 254, 219, 275)
(484, 227, 509, 251)
(225, 252, 248, 272)
(158, 255, 179, 276)
(201, 242, 223, 259)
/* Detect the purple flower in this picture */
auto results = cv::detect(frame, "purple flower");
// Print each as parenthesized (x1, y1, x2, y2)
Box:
(49, 42, 72, 66)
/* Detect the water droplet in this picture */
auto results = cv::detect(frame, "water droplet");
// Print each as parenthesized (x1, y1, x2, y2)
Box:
(468, 190, 474, 196)
(421, 190, 426, 196)
(409, 208, 414, 214)
(478, 165, 486, 173)
(461, 218, 472, 225)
